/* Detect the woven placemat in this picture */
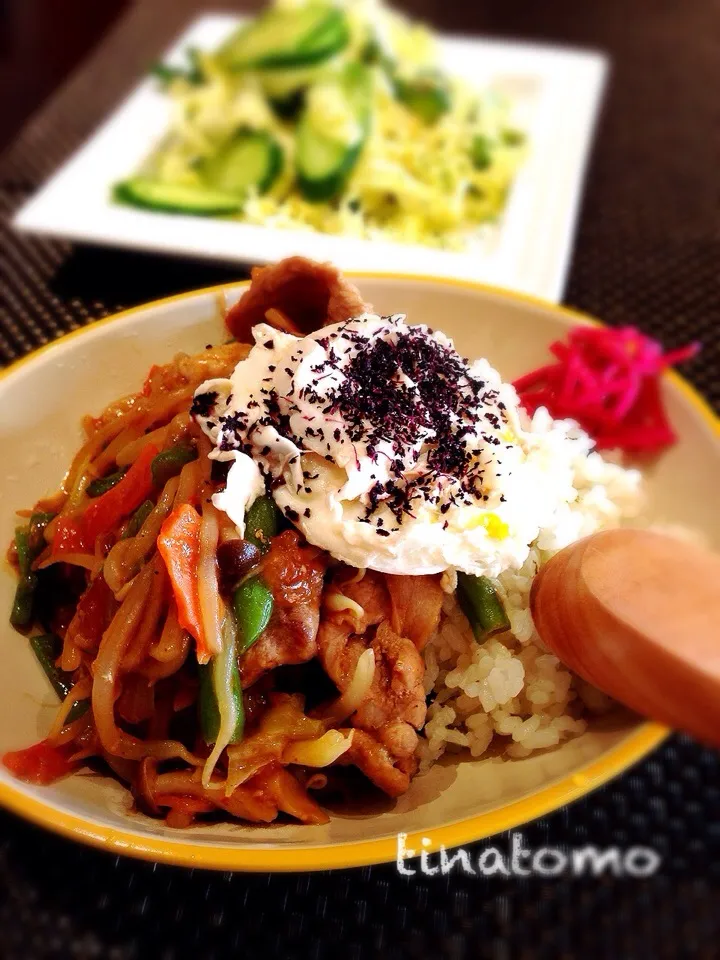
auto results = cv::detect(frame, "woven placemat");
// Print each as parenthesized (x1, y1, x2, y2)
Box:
(1, 1, 718, 957)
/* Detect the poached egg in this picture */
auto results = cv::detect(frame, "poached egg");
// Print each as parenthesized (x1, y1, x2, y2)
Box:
(192, 314, 582, 577)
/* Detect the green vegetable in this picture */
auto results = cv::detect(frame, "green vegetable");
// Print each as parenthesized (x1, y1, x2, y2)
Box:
(269, 90, 305, 120)
(10, 511, 55, 628)
(218, 4, 349, 71)
(86, 467, 128, 498)
(244, 495, 280, 552)
(199, 614, 244, 745)
(30, 634, 89, 723)
(233, 577, 274, 655)
(501, 128, 525, 147)
(28, 512, 54, 554)
(151, 46, 204, 87)
(470, 134, 493, 171)
(361, 33, 388, 67)
(122, 499, 154, 539)
(10, 527, 36, 629)
(113, 178, 245, 216)
(457, 573, 510, 639)
(394, 70, 451, 125)
(201, 130, 283, 198)
(10, 510, 54, 630)
(296, 62, 372, 202)
(151, 443, 198, 488)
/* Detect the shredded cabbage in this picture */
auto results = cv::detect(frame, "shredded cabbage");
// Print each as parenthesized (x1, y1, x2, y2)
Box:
(137, 0, 527, 250)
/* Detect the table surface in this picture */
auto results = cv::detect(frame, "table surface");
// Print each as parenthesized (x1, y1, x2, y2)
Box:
(1, 1, 719, 958)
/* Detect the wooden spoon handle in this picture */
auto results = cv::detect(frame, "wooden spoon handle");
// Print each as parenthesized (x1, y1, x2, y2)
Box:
(531, 529, 720, 748)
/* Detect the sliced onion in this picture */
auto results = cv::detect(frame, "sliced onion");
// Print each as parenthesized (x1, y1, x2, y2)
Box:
(197, 502, 223, 659)
(318, 648, 375, 724)
(283, 729, 354, 767)
(345, 568, 366, 585)
(324, 590, 364, 625)
(201, 612, 241, 787)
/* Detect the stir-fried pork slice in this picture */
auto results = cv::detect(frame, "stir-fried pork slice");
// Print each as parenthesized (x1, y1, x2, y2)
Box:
(353, 622, 426, 735)
(319, 573, 425, 733)
(225, 257, 371, 343)
(318, 570, 389, 688)
(240, 531, 326, 687)
(338, 728, 413, 798)
(316, 572, 427, 795)
(385, 573, 444, 650)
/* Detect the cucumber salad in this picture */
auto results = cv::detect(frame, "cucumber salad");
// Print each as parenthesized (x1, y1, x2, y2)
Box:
(114, 0, 527, 251)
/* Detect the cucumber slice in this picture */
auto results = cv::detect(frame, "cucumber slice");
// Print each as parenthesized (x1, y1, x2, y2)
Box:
(258, 60, 331, 101)
(219, 5, 349, 70)
(201, 130, 283, 197)
(395, 71, 452, 125)
(296, 63, 372, 203)
(269, 89, 305, 120)
(151, 46, 204, 87)
(297, 133, 362, 202)
(113, 178, 244, 215)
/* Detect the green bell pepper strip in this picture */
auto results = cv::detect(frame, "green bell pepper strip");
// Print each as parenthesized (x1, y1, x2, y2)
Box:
(196, 498, 278, 751)
(457, 573, 510, 639)
(86, 467, 129, 498)
(28, 511, 55, 553)
(244, 495, 280, 552)
(11, 511, 57, 627)
(199, 612, 244, 746)
(29, 634, 89, 723)
(232, 496, 276, 656)
(234, 577, 274, 655)
(10, 527, 36, 628)
(121, 499, 155, 539)
(151, 443, 198, 488)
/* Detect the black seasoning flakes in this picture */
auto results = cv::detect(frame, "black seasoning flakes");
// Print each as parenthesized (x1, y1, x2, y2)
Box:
(197, 313, 510, 529)
(190, 390, 219, 418)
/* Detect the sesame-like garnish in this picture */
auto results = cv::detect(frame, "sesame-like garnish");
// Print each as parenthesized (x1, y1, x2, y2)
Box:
(200, 315, 512, 532)
(190, 390, 219, 418)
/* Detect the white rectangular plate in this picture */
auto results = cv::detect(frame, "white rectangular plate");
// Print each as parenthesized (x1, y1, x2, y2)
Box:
(14, 14, 607, 302)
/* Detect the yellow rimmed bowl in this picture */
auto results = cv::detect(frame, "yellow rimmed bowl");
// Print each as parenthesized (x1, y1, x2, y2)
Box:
(0, 274, 717, 872)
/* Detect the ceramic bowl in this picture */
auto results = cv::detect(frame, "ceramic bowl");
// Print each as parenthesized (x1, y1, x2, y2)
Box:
(1, 274, 716, 871)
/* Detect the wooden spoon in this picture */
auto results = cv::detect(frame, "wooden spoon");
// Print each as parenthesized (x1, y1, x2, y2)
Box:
(530, 528, 720, 747)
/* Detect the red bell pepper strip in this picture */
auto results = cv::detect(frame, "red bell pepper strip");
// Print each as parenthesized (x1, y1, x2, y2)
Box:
(157, 503, 209, 663)
(3, 739, 77, 784)
(50, 514, 89, 557)
(50, 444, 159, 558)
(83, 444, 159, 543)
(66, 575, 117, 652)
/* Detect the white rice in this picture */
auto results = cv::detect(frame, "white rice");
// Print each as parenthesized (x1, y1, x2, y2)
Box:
(419, 409, 642, 770)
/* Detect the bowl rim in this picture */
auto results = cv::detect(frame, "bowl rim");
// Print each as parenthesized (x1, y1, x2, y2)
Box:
(2, 270, 713, 872)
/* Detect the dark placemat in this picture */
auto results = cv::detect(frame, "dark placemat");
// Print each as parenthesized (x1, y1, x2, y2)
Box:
(1, 1, 719, 957)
